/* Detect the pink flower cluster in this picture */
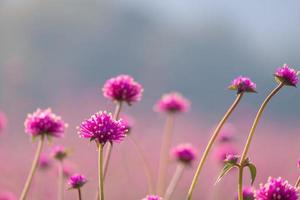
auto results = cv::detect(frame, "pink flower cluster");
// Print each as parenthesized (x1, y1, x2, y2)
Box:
(155, 92, 190, 113)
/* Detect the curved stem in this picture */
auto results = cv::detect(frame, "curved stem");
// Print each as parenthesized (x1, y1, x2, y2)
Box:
(78, 188, 82, 200)
(295, 176, 300, 188)
(186, 93, 243, 200)
(128, 135, 154, 194)
(58, 161, 64, 200)
(157, 114, 175, 195)
(98, 143, 104, 200)
(238, 167, 243, 200)
(164, 163, 185, 200)
(20, 135, 45, 200)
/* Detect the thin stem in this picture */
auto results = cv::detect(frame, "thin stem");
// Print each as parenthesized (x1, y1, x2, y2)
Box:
(78, 188, 82, 200)
(238, 83, 284, 200)
(103, 101, 123, 179)
(157, 114, 175, 195)
(186, 93, 244, 200)
(295, 176, 300, 188)
(128, 134, 154, 194)
(20, 135, 45, 200)
(58, 161, 64, 200)
(238, 167, 243, 200)
(164, 163, 185, 200)
(98, 143, 104, 200)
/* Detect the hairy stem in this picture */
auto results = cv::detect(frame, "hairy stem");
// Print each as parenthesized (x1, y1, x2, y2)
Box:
(164, 163, 185, 200)
(98, 143, 104, 200)
(20, 135, 45, 200)
(186, 93, 244, 200)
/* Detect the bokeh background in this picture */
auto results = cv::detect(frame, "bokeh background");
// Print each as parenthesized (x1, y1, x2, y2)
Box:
(0, 1, 299, 199)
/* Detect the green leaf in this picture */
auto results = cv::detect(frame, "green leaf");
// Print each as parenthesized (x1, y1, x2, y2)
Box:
(215, 163, 236, 185)
(247, 163, 257, 185)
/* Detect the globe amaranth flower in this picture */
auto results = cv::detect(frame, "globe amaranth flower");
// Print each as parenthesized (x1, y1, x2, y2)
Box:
(102, 75, 143, 105)
(0, 191, 16, 200)
(213, 145, 238, 164)
(235, 187, 254, 200)
(24, 108, 67, 138)
(78, 111, 127, 145)
(51, 145, 68, 161)
(255, 177, 299, 200)
(38, 154, 51, 170)
(0, 111, 7, 133)
(154, 92, 190, 113)
(68, 174, 87, 189)
(225, 153, 239, 164)
(275, 64, 298, 86)
(229, 76, 257, 94)
(142, 195, 162, 200)
(171, 143, 197, 164)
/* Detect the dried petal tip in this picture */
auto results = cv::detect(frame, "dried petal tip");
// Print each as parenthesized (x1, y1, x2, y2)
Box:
(275, 64, 298, 86)
(235, 187, 254, 200)
(155, 92, 190, 113)
(78, 111, 127, 145)
(255, 177, 299, 200)
(171, 143, 197, 164)
(68, 174, 87, 189)
(51, 145, 68, 161)
(102, 74, 143, 104)
(229, 76, 256, 94)
(24, 108, 67, 138)
(142, 195, 162, 200)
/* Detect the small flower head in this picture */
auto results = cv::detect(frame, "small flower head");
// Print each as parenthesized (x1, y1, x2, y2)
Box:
(214, 145, 238, 164)
(229, 76, 257, 94)
(255, 177, 299, 200)
(68, 174, 87, 189)
(225, 153, 239, 164)
(78, 111, 127, 145)
(51, 145, 68, 161)
(24, 108, 67, 138)
(275, 64, 298, 86)
(235, 187, 254, 200)
(0, 191, 16, 200)
(155, 92, 190, 114)
(142, 195, 162, 200)
(38, 154, 51, 170)
(171, 143, 197, 164)
(0, 111, 7, 133)
(102, 75, 143, 104)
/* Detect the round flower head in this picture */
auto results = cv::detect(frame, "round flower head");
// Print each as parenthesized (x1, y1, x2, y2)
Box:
(213, 145, 238, 164)
(225, 153, 239, 164)
(0, 191, 16, 200)
(68, 174, 87, 189)
(0, 111, 7, 133)
(229, 76, 257, 94)
(255, 177, 299, 200)
(235, 187, 254, 200)
(24, 108, 67, 138)
(78, 111, 127, 145)
(142, 195, 162, 200)
(155, 92, 190, 113)
(38, 154, 51, 170)
(275, 64, 298, 86)
(171, 143, 197, 164)
(102, 74, 143, 105)
(51, 145, 68, 161)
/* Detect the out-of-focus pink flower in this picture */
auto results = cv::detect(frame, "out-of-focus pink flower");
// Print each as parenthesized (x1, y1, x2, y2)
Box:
(218, 124, 236, 143)
(213, 145, 238, 164)
(275, 64, 298, 86)
(0, 191, 16, 200)
(142, 195, 162, 200)
(78, 111, 127, 145)
(102, 75, 143, 104)
(171, 143, 197, 165)
(255, 177, 298, 200)
(62, 164, 74, 179)
(0, 112, 7, 133)
(24, 108, 67, 138)
(38, 154, 51, 170)
(154, 92, 190, 113)
(298, 159, 300, 169)
(235, 187, 254, 200)
(229, 76, 256, 94)
(51, 145, 68, 161)
(68, 174, 87, 189)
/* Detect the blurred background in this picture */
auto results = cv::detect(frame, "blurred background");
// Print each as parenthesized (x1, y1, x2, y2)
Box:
(0, 0, 299, 199)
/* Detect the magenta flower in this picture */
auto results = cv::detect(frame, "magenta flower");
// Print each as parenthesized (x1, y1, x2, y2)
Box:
(171, 143, 197, 164)
(68, 174, 87, 189)
(0, 112, 7, 133)
(224, 153, 239, 164)
(255, 177, 299, 200)
(229, 76, 257, 94)
(142, 195, 162, 200)
(214, 145, 238, 164)
(102, 75, 143, 104)
(38, 154, 51, 170)
(154, 92, 190, 113)
(24, 108, 67, 138)
(51, 145, 68, 161)
(275, 64, 298, 86)
(78, 111, 127, 145)
(235, 187, 254, 200)
(0, 191, 16, 200)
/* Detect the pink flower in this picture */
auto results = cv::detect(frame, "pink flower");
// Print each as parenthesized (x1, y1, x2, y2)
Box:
(229, 76, 256, 94)
(68, 174, 87, 189)
(102, 75, 143, 104)
(214, 145, 238, 164)
(38, 154, 51, 170)
(275, 64, 298, 86)
(154, 92, 190, 113)
(0, 191, 16, 200)
(171, 143, 197, 164)
(51, 145, 68, 161)
(24, 108, 67, 138)
(142, 195, 162, 200)
(0, 112, 7, 133)
(235, 187, 254, 200)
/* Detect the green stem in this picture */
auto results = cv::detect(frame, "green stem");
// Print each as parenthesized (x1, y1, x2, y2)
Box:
(164, 163, 185, 200)
(20, 135, 45, 200)
(186, 93, 243, 200)
(157, 114, 175, 195)
(78, 188, 82, 200)
(238, 83, 284, 200)
(98, 143, 104, 200)
(295, 176, 300, 188)
(58, 161, 64, 200)
(238, 167, 243, 200)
